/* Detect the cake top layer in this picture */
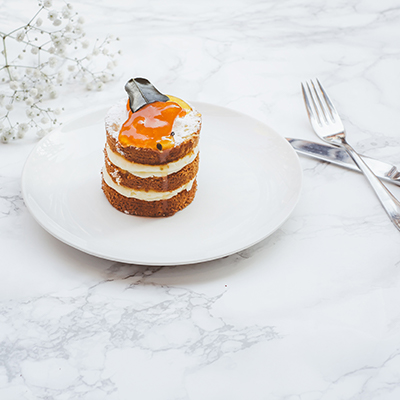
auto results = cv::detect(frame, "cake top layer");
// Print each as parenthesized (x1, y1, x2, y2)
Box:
(105, 98, 201, 148)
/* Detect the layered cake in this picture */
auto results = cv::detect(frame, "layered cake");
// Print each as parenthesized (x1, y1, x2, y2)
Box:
(102, 78, 201, 217)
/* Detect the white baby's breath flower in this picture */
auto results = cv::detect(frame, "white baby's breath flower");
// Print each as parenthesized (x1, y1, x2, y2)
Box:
(65, 23, 73, 32)
(17, 123, 29, 138)
(9, 81, 19, 90)
(67, 64, 75, 71)
(86, 82, 94, 90)
(48, 56, 58, 68)
(43, 0, 53, 7)
(74, 25, 83, 35)
(16, 31, 25, 42)
(54, 108, 62, 115)
(41, 117, 49, 124)
(56, 46, 66, 55)
(77, 16, 85, 24)
(53, 19, 62, 27)
(47, 10, 58, 21)
(29, 88, 38, 97)
(81, 40, 89, 49)
(96, 81, 104, 91)
(92, 47, 100, 56)
(100, 73, 110, 83)
(26, 108, 35, 118)
(57, 71, 64, 83)
(49, 89, 58, 99)
(1, 134, 10, 143)
(5, 104, 14, 111)
(31, 46, 39, 55)
(25, 97, 34, 106)
(14, 93, 23, 102)
(48, 46, 55, 54)
(36, 17, 43, 27)
(62, 7, 72, 18)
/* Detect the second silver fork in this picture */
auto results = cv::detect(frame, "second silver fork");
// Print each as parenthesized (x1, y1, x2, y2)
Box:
(302, 79, 400, 232)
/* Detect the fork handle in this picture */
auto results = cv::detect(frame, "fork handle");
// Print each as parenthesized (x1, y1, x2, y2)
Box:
(339, 139, 400, 230)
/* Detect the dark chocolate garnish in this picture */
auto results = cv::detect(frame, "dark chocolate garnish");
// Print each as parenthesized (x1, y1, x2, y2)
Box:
(170, 131, 175, 136)
(156, 143, 163, 151)
(125, 78, 169, 113)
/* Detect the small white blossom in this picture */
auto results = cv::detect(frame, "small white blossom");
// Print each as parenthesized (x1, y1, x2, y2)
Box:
(29, 88, 38, 97)
(54, 108, 62, 115)
(36, 18, 43, 27)
(26, 108, 35, 118)
(77, 16, 85, 24)
(56, 46, 66, 55)
(56, 71, 64, 83)
(17, 123, 29, 138)
(48, 46, 55, 54)
(49, 89, 58, 99)
(92, 47, 100, 56)
(16, 31, 25, 42)
(47, 10, 58, 21)
(48, 57, 58, 68)
(67, 64, 75, 71)
(81, 40, 89, 49)
(41, 117, 49, 124)
(5, 104, 14, 111)
(31, 47, 39, 55)
(102, 47, 109, 55)
(62, 6, 72, 18)
(74, 25, 83, 35)
(25, 97, 34, 106)
(9, 81, 19, 90)
(53, 19, 62, 27)
(65, 23, 73, 32)
(100, 73, 110, 83)
(43, 0, 53, 7)
(14, 93, 23, 102)
(1, 134, 10, 143)
(96, 81, 104, 91)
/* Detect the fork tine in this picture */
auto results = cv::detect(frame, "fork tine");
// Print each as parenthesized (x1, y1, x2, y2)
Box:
(301, 82, 315, 122)
(316, 78, 337, 121)
(302, 82, 322, 126)
(310, 80, 332, 124)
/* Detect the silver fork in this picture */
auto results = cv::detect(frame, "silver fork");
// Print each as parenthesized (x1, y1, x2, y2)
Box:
(302, 79, 400, 231)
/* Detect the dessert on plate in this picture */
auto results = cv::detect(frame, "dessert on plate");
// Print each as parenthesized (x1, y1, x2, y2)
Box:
(102, 77, 201, 217)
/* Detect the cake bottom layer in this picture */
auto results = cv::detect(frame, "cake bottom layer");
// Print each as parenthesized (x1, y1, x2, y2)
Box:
(102, 176, 197, 217)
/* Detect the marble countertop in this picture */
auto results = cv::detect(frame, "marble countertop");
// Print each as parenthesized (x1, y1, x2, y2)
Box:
(1, 0, 400, 399)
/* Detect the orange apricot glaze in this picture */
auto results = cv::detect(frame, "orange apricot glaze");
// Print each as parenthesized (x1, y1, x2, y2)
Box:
(119, 100, 187, 150)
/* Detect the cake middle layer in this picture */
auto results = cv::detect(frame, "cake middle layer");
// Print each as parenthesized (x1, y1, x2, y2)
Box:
(104, 144, 199, 193)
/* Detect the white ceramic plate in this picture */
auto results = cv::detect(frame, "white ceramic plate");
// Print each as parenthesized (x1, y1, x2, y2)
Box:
(22, 102, 302, 265)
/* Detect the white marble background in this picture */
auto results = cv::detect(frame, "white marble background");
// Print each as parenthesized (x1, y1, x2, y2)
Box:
(1, 0, 400, 399)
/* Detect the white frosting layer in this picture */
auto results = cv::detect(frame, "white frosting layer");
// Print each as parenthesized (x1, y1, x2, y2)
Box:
(105, 98, 201, 146)
(103, 167, 195, 201)
(105, 143, 199, 178)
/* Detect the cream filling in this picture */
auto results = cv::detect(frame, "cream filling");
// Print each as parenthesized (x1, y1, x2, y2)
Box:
(105, 143, 199, 178)
(103, 166, 195, 201)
